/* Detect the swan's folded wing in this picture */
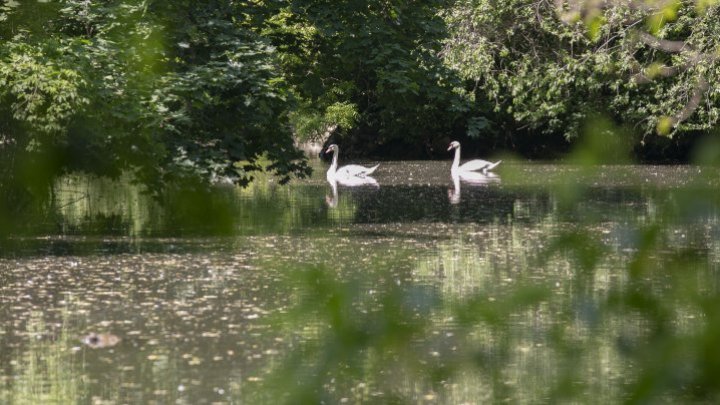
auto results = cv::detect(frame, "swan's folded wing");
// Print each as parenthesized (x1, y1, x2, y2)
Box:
(459, 159, 495, 172)
(338, 164, 379, 177)
(336, 176, 378, 187)
(458, 171, 500, 184)
(363, 164, 379, 176)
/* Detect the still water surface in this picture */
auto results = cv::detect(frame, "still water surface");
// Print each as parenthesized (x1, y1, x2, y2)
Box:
(1, 161, 719, 403)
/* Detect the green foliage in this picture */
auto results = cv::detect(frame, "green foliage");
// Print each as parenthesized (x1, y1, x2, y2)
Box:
(3, 0, 720, 196)
(466, 115, 490, 139)
(0, 39, 88, 135)
(0, 0, 310, 199)
(261, 0, 473, 154)
(444, 0, 720, 147)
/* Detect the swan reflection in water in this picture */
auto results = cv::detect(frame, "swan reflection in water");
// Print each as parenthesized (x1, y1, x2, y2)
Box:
(326, 176, 379, 208)
(448, 171, 500, 205)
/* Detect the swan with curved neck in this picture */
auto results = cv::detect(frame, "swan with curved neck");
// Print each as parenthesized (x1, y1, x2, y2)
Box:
(325, 144, 379, 182)
(448, 141, 501, 174)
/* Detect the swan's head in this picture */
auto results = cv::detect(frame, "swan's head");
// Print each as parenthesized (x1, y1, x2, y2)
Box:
(325, 144, 338, 154)
(447, 141, 460, 151)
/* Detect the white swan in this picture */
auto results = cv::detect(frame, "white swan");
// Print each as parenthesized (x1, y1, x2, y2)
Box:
(325, 144, 379, 182)
(448, 141, 501, 174)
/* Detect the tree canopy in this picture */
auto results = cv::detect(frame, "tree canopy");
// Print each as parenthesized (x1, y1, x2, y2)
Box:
(443, 0, 720, 159)
(259, 0, 475, 157)
(1, 0, 720, 200)
(0, 0, 311, 199)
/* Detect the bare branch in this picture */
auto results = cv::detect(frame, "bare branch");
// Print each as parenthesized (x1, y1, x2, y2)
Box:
(672, 77, 709, 127)
(636, 31, 692, 53)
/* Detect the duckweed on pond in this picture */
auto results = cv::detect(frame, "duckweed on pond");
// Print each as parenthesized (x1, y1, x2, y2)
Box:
(2, 159, 720, 403)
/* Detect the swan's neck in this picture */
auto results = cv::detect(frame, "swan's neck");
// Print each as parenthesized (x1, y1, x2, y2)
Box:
(451, 146, 461, 172)
(327, 148, 339, 178)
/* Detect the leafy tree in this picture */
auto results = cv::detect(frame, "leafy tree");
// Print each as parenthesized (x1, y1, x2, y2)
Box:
(0, 0, 310, 204)
(260, 0, 477, 158)
(443, 0, 720, 159)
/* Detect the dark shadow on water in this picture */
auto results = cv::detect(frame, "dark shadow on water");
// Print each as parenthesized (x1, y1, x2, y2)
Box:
(4, 163, 720, 257)
(350, 184, 517, 224)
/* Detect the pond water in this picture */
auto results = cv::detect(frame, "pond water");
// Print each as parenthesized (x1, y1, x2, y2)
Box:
(2, 160, 720, 403)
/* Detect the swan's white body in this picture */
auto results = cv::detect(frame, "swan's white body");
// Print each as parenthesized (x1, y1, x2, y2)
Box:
(455, 170, 499, 184)
(325, 144, 379, 182)
(448, 141, 501, 174)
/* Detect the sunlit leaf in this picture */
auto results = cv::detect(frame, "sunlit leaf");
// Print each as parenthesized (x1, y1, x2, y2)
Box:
(656, 116, 674, 135)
